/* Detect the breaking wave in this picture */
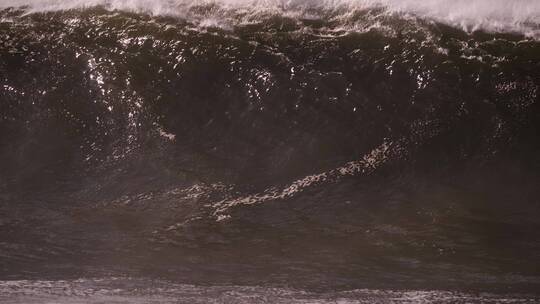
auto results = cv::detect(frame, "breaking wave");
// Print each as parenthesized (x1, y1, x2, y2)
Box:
(1, 0, 540, 37)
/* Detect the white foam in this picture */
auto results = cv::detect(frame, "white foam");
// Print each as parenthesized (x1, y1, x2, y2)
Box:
(1, 0, 539, 36)
(377, 0, 540, 36)
(1, 278, 537, 303)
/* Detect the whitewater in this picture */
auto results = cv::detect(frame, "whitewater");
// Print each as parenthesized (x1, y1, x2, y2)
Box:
(1, 0, 540, 37)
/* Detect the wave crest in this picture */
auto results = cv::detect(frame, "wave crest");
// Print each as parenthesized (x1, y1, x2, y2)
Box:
(1, 0, 539, 37)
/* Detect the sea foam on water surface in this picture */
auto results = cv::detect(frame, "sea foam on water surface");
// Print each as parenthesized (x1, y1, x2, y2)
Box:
(1, 0, 539, 37)
(1, 278, 538, 304)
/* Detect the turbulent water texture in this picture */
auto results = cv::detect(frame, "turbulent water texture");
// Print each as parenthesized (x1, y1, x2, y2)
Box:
(1, 278, 539, 304)
(2, 0, 540, 38)
(1, 0, 540, 301)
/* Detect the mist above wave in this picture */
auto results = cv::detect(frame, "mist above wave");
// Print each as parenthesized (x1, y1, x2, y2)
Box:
(1, 0, 539, 37)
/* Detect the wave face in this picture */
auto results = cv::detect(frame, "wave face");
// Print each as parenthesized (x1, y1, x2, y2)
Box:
(1, 1, 540, 296)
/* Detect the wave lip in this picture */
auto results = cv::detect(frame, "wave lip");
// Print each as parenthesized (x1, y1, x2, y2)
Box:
(1, 0, 540, 37)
